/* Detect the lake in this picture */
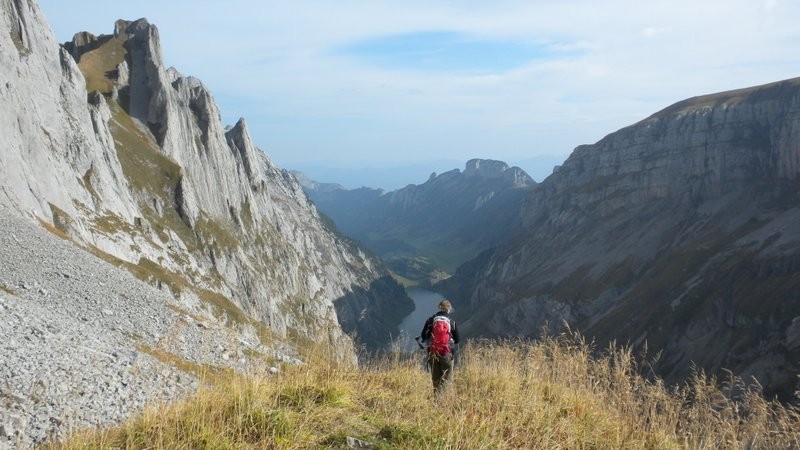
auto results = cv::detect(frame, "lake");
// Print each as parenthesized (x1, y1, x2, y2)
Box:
(394, 288, 444, 352)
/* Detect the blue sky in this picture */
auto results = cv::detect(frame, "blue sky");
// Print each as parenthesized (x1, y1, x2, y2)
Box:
(37, 0, 800, 187)
(338, 31, 580, 73)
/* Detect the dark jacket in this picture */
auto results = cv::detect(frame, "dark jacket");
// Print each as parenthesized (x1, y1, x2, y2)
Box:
(420, 311, 460, 345)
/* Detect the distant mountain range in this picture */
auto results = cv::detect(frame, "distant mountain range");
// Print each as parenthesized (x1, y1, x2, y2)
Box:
(295, 159, 535, 282)
(437, 78, 800, 400)
(288, 154, 564, 191)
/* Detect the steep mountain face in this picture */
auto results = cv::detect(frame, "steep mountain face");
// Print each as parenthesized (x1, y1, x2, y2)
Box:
(438, 79, 800, 399)
(297, 159, 535, 278)
(0, 2, 415, 444)
(1, 2, 411, 357)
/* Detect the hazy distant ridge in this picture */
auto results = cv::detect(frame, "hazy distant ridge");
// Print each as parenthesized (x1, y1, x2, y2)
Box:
(289, 154, 562, 191)
(296, 159, 535, 274)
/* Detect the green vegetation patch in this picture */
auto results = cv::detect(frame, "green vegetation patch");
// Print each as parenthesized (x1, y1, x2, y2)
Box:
(9, 27, 30, 57)
(136, 344, 233, 383)
(386, 256, 450, 287)
(86, 245, 256, 328)
(0, 283, 15, 295)
(79, 166, 100, 203)
(34, 204, 74, 240)
(378, 423, 445, 448)
(193, 286, 249, 325)
(90, 210, 137, 236)
(106, 99, 200, 250)
(35, 215, 70, 241)
(402, 234, 478, 273)
(388, 271, 417, 288)
(108, 100, 182, 196)
(194, 215, 240, 254)
(278, 383, 351, 409)
(76, 36, 126, 94)
(239, 200, 254, 230)
(143, 203, 198, 251)
(166, 304, 205, 323)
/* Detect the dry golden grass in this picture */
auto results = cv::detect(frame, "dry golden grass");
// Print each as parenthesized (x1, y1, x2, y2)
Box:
(36, 213, 70, 241)
(77, 37, 126, 94)
(48, 332, 800, 449)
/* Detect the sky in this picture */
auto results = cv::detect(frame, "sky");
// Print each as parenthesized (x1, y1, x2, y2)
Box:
(37, 0, 800, 187)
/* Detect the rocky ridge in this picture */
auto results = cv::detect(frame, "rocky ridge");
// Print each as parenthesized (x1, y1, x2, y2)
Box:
(438, 78, 800, 399)
(298, 159, 535, 276)
(0, 1, 411, 447)
(1, 0, 411, 353)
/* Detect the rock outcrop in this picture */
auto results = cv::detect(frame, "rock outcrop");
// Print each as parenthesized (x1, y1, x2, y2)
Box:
(298, 159, 535, 279)
(438, 78, 800, 399)
(0, 1, 411, 446)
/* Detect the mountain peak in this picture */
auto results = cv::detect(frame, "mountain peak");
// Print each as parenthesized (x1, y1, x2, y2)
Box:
(464, 158, 508, 174)
(463, 158, 534, 187)
(114, 18, 152, 37)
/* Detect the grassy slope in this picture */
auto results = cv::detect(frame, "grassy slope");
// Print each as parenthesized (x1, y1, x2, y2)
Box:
(51, 334, 799, 449)
(77, 36, 126, 94)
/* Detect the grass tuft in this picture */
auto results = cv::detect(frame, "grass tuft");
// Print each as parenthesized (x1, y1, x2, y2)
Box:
(50, 333, 800, 449)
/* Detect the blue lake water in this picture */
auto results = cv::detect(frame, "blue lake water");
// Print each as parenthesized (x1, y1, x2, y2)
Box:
(395, 288, 444, 352)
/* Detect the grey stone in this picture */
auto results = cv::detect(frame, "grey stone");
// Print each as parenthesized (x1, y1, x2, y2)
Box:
(0, 1, 410, 448)
(346, 436, 376, 449)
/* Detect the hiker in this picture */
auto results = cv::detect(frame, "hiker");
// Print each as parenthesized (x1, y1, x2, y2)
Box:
(419, 299, 460, 395)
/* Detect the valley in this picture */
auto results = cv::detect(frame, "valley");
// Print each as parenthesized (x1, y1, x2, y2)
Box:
(2, 0, 800, 447)
(297, 159, 534, 285)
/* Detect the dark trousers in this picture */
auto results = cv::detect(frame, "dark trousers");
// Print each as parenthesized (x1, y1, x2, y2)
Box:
(429, 352, 453, 395)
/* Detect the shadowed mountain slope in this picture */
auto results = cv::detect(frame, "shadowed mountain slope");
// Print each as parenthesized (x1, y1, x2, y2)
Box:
(437, 78, 800, 399)
(297, 159, 534, 281)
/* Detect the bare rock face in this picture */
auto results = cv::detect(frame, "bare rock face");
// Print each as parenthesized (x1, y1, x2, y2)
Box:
(2, 6, 412, 354)
(438, 78, 800, 399)
(0, 1, 411, 446)
(0, 0, 137, 226)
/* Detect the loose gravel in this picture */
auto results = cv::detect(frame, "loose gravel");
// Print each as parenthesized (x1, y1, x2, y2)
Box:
(0, 211, 285, 449)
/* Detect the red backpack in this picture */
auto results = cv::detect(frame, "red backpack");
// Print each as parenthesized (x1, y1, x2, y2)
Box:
(430, 316, 452, 355)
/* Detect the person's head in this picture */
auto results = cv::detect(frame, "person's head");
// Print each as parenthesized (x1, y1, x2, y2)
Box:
(438, 299, 452, 314)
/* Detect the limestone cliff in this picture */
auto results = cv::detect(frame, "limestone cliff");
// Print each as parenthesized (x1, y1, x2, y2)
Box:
(0, 3, 411, 358)
(438, 78, 800, 399)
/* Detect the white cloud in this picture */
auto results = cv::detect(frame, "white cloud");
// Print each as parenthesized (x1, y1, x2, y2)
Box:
(37, 0, 800, 172)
